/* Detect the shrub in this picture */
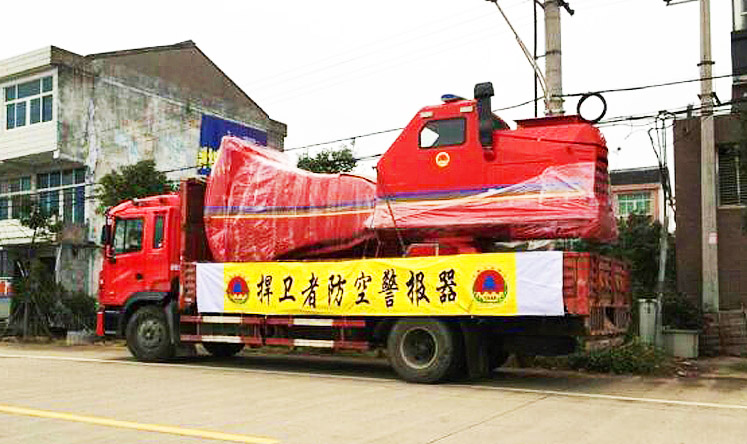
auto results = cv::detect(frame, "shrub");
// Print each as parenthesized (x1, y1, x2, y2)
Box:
(661, 293, 703, 330)
(567, 340, 673, 375)
(55, 291, 98, 331)
(10, 260, 97, 336)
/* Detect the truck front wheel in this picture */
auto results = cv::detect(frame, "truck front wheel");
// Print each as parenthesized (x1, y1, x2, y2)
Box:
(126, 305, 175, 362)
(387, 319, 459, 383)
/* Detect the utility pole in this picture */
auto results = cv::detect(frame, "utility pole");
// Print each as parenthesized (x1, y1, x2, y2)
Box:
(544, 0, 564, 115)
(699, 0, 719, 312)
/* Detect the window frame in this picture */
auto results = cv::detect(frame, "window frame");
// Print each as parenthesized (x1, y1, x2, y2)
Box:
(0, 168, 86, 223)
(3, 73, 54, 131)
(717, 144, 747, 208)
(153, 214, 165, 249)
(418, 117, 467, 149)
(616, 191, 653, 219)
(0, 176, 33, 221)
(113, 218, 145, 255)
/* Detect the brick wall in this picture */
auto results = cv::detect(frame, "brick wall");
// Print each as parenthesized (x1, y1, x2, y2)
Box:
(673, 115, 747, 310)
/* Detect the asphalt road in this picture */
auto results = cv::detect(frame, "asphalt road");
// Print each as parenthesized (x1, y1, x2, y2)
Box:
(0, 343, 746, 444)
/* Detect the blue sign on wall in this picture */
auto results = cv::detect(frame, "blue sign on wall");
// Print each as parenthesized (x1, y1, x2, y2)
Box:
(197, 115, 267, 175)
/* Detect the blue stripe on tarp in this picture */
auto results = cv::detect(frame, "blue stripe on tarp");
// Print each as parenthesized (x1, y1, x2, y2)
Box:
(379, 182, 584, 201)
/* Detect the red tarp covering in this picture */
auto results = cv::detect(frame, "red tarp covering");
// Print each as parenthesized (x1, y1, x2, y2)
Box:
(204, 137, 376, 262)
(370, 161, 617, 242)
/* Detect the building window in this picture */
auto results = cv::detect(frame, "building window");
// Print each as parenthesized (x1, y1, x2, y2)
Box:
(718, 144, 747, 206)
(4, 75, 53, 130)
(0, 198, 8, 220)
(0, 176, 32, 220)
(617, 192, 652, 218)
(0, 168, 86, 223)
(0, 250, 12, 278)
(37, 167, 86, 224)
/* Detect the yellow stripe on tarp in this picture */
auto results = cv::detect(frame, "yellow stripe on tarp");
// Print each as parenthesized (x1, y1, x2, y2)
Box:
(0, 404, 278, 444)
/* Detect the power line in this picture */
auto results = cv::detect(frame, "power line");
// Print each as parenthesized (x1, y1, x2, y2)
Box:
(285, 128, 404, 152)
(564, 73, 735, 97)
(495, 73, 737, 113)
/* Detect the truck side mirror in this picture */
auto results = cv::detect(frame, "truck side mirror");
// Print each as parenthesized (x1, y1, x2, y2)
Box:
(474, 82, 495, 150)
(101, 224, 116, 263)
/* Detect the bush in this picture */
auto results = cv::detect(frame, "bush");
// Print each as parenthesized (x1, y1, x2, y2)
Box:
(661, 293, 703, 330)
(55, 291, 98, 331)
(10, 260, 97, 336)
(567, 341, 673, 375)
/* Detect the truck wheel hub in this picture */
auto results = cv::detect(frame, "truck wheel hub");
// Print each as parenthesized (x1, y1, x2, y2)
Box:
(400, 328, 438, 369)
(139, 319, 164, 348)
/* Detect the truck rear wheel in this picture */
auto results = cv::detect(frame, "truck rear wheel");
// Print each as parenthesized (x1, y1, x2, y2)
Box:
(387, 319, 459, 383)
(126, 305, 175, 362)
(203, 342, 244, 358)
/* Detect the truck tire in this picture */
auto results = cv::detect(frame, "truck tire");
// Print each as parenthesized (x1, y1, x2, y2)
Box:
(126, 305, 175, 362)
(203, 342, 244, 358)
(387, 319, 458, 383)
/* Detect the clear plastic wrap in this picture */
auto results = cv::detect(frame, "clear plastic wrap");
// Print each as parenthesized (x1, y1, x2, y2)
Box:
(370, 161, 617, 242)
(204, 137, 377, 262)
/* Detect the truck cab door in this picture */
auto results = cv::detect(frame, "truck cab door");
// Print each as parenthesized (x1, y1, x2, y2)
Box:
(105, 217, 146, 304)
(144, 211, 172, 293)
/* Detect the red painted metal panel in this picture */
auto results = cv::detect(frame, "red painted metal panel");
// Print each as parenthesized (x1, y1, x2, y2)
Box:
(374, 102, 617, 243)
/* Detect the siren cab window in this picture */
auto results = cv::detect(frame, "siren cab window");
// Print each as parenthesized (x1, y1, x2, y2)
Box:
(419, 118, 466, 149)
(113, 218, 144, 254)
(153, 215, 165, 249)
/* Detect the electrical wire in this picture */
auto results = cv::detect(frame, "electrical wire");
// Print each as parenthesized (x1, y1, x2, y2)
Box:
(564, 73, 735, 97)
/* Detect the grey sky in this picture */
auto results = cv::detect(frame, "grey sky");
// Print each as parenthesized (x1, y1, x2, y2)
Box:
(0, 0, 734, 176)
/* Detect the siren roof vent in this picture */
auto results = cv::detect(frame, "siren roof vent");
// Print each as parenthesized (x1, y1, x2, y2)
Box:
(441, 94, 465, 103)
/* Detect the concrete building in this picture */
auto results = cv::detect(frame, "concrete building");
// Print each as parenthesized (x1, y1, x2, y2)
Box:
(609, 166, 665, 223)
(0, 41, 286, 303)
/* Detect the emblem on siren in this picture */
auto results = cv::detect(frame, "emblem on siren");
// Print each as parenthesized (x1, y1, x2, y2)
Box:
(435, 151, 450, 167)
(472, 269, 508, 304)
(226, 276, 250, 304)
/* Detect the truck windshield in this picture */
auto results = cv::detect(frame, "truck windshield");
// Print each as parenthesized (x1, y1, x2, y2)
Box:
(113, 218, 144, 254)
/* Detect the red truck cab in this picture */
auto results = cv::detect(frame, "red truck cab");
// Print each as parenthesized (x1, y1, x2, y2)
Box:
(98, 194, 181, 336)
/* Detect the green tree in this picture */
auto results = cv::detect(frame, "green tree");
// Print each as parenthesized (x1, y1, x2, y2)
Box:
(97, 160, 172, 211)
(297, 147, 357, 174)
(16, 197, 63, 246)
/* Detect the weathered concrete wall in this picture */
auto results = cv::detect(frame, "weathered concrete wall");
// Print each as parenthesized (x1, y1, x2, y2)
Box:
(49, 45, 287, 297)
(56, 245, 94, 294)
(57, 64, 94, 164)
(91, 45, 286, 149)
